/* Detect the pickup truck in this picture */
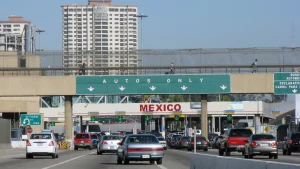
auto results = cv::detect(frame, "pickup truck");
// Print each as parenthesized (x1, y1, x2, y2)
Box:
(218, 129, 253, 156)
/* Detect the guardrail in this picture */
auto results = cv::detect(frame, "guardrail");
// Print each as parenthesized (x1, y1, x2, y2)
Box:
(0, 64, 299, 76)
(190, 153, 300, 169)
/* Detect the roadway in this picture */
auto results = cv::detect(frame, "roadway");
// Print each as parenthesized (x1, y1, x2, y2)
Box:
(0, 148, 299, 169)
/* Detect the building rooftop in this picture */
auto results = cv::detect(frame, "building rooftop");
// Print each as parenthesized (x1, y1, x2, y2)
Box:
(61, 0, 137, 7)
(0, 15, 31, 24)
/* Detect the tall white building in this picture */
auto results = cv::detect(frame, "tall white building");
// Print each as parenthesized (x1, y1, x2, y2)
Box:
(0, 16, 35, 52)
(62, 0, 138, 75)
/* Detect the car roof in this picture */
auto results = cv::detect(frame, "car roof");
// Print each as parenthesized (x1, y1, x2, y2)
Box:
(126, 134, 156, 137)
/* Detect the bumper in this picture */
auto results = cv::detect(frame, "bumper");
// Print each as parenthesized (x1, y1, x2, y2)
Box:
(251, 147, 278, 155)
(289, 145, 300, 152)
(196, 145, 208, 149)
(100, 145, 118, 151)
(74, 143, 91, 147)
(27, 146, 55, 154)
(228, 145, 245, 152)
(127, 152, 164, 160)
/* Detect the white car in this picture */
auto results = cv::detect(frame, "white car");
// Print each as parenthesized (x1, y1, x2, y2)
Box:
(26, 132, 59, 159)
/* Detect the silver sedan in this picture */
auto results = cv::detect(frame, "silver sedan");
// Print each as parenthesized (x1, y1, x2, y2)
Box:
(117, 134, 165, 165)
(244, 134, 278, 159)
(97, 135, 121, 155)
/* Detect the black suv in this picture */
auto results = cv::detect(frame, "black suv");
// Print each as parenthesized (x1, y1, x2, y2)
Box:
(282, 132, 300, 155)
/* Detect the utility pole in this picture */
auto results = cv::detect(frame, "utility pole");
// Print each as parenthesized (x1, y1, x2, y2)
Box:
(134, 13, 148, 71)
(36, 28, 45, 55)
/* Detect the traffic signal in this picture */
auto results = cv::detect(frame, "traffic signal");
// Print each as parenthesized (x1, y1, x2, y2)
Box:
(91, 116, 96, 121)
(227, 114, 232, 122)
(50, 121, 55, 126)
(145, 115, 151, 121)
(174, 115, 180, 121)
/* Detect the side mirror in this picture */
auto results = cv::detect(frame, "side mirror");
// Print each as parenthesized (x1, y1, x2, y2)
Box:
(244, 140, 249, 143)
(117, 142, 122, 145)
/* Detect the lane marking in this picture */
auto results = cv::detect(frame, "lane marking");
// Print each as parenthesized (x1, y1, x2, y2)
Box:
(158, 165, 168, 169)
(41, 151, 96, 169)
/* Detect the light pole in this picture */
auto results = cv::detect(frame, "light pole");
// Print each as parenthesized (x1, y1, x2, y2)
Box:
(36, 28, 45, 55)
(134, 13, 148, 69)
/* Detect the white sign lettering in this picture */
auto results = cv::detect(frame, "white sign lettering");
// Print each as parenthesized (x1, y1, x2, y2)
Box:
(136, 79, 140, 83)
(103, 79, 107, 83)
(167, 79, 171, 83)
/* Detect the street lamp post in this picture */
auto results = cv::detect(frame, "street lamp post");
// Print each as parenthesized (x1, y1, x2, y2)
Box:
(134, 13, 148, 70)
(36, 28, 45, 55)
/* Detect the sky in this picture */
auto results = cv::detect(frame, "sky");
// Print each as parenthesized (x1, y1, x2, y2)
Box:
(0, 0, 299, 50)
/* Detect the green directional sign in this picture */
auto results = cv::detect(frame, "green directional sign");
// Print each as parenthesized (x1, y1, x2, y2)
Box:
(21, 114, 42, 126)
(274, 72, 300, 94)
(145, 115, 151, 121)
(76, 75, 231, 95)
(91, 116, 96, 121)
(227, 114, 232, 121)
(118, 116, 123, 121)
(174, 115, 180, 121)
(50, 121, 55, 126)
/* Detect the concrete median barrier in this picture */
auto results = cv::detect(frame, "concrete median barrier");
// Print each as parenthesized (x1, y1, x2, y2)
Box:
(190, 154, 217, 169)
(266, 162, 300, 169)
(215, 156, 266, 169)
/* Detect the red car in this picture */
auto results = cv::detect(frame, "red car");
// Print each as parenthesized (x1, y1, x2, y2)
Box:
(74, 133, 93, 150)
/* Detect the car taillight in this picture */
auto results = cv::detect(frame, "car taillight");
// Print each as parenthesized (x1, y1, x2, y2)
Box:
(204, 141, 208, 145)
(155, 148, 164, 152)
(26, 141, 31, 146)
(49, 141, 54, 146)
(271, 141, 278, 146)
(251, 141, 259, 146)
(289, 140, 293, 144)
(102, 141, 108, 145)
(191, 141, 194, 144)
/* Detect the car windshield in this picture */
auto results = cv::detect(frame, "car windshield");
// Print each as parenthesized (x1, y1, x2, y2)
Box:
(91, 135, 98, 139)
(103, 136, 120, 140)
(230, 129, 252, 137)
(157, 137, 165, 141)
(252, 135, 275, 141)
(291, 133, 300, 140)
(182, 137, 190, 140)
(76, 134, 89, 139)
(30, 134, 52, 139)
(127, 135, 159, 144)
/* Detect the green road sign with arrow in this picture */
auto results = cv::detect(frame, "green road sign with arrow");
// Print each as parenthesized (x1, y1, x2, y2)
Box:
(50, 121, 55, 126)
(118, 116, 123, 121)
(91, 116, 96, 121)
(174, 115, 180, 121)
(20, 114, 41, 126)
(145, 115, 151, 121)
(227, 114, 232, 121)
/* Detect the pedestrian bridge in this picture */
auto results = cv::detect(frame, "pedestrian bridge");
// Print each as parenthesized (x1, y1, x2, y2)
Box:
(0, 73, 274, 96)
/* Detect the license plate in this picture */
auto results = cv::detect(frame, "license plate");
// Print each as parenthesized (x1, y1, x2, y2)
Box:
(197, 142, 202, 144)
(37, 143, 43, 146)
(81, 141, 84, 143)
(110, 146, 114, 149)
(142, 155, 150, 159)
(261, 144, 268, 147)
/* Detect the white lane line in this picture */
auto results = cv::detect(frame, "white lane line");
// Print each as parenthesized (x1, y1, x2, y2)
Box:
(41, 151, 96, 169)
(158, 165, 168, 169)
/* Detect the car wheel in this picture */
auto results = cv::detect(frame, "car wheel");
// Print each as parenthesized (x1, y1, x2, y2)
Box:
(283, 148, 287, 155)
(150, 160, 155, 165)
(26, 153, 33, 159)
(204, 148, 208, 151)
(124, 157, 129, 165)
(56, 154, 59, 158)
(98, 150, 102, 155)
(157, 158, 163, 165)
(74, 146, 78, 150)
(287, 148, 292, 155)
(52, 153, 56, 159)
(88, 146, 92, 150)
(225, 147, 230, 156)
(274, 155, 278, 159)
(117, 157, 122, 164)
(269, 155, 272, 159)
(242, 151, 245, 156)
(164, 147, 167, 150)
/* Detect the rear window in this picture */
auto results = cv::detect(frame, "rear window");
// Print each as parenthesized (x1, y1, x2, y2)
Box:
(182, 137, 190, 140)
(230, 129, 252, 137)
(103, 136, 120, 140)
(76, 134, 89, 139)
(252, 135, 275, 141)
(30, 134, 52, 139)
(91, 135, 98, 139)
(127, 135, 159, 144)
(157, 137, 165, 141)
(291, 133, 300, 140)
(196, 137, 206, 141)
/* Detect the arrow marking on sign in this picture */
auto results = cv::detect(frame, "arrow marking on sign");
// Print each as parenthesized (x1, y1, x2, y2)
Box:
(23, 117, 30, 125)
(292, 89, 297, 93)
(181, 85, 188, 91)
(87, 86, 95, 92)
(149, 86, 156, 91)
(119, 86, 126, 91)
(220, 85, 227, 90)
